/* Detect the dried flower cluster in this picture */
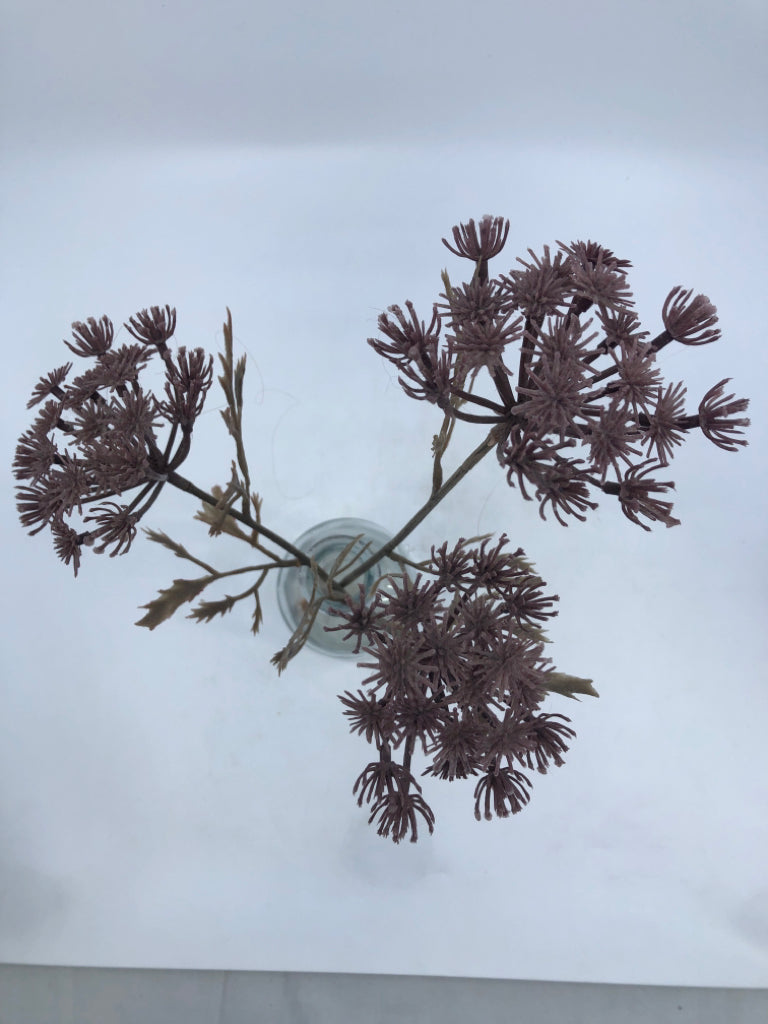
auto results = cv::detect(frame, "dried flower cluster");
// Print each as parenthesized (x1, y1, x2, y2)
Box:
(370, 218, 750, 531)
(332, 535, 594, 842)
(13, 306, 213, 575)
(13, 216, 750, 843)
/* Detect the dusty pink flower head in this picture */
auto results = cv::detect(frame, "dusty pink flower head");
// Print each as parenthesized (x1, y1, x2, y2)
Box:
(661, 286, 720, 345)
(371, 216, 748, 534)
(330, 534, 577, 842)
(698, 379, 750, 451)
(14, 307, 213, 574)
(442, 215, 510, 264)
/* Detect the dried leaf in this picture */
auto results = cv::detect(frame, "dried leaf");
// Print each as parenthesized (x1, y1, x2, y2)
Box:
(234, 355, 246, 412)
(194, 503, 250, 541)
(543, 672, 599, 700)
(143, 527, 192, 560)
(251, 589, 263, 635)
(270, 560, 325, 673)
(135, 575, 216, 630)
(142, 527, 216, 573)
(193, 466, 247, 538)
(187, 593, 239, 623)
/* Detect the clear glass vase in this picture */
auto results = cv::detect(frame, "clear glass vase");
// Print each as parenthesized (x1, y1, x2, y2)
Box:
(276, 517, 407, 658)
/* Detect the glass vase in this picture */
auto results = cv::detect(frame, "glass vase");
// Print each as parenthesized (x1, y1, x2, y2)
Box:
(276, 517, 407, 658)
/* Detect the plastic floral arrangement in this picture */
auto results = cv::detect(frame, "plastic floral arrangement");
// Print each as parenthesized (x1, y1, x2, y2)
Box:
(13, 216, 750, 842)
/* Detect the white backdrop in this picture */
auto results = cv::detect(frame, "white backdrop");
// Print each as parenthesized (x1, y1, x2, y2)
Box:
(1, 0, 766, 988)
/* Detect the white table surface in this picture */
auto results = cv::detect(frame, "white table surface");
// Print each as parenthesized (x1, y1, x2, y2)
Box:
(1, 0, 766, 988)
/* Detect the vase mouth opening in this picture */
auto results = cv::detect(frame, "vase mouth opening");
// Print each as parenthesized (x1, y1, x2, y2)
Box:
(276, 517, 407, 659)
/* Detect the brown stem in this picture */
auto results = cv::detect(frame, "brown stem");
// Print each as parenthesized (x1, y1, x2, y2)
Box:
(449, 408, 507, 425)
(166, 469, 341, 594)
(491, 365, 515, 409)
(336, 427, 500, 589)
(648, 329, 673, 354)
(400, 733, 416, 800)
(516, 315, 543, 401)
(169, 425, 502, 607)
(448, 387, 507, 414)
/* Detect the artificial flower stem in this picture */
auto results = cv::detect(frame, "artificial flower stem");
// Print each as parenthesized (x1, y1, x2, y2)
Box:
(166, 469, 337, 585)
(336, 427, 499, 590)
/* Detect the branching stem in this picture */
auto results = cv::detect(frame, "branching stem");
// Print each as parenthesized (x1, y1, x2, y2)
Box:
(336, 427, 499, 589)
